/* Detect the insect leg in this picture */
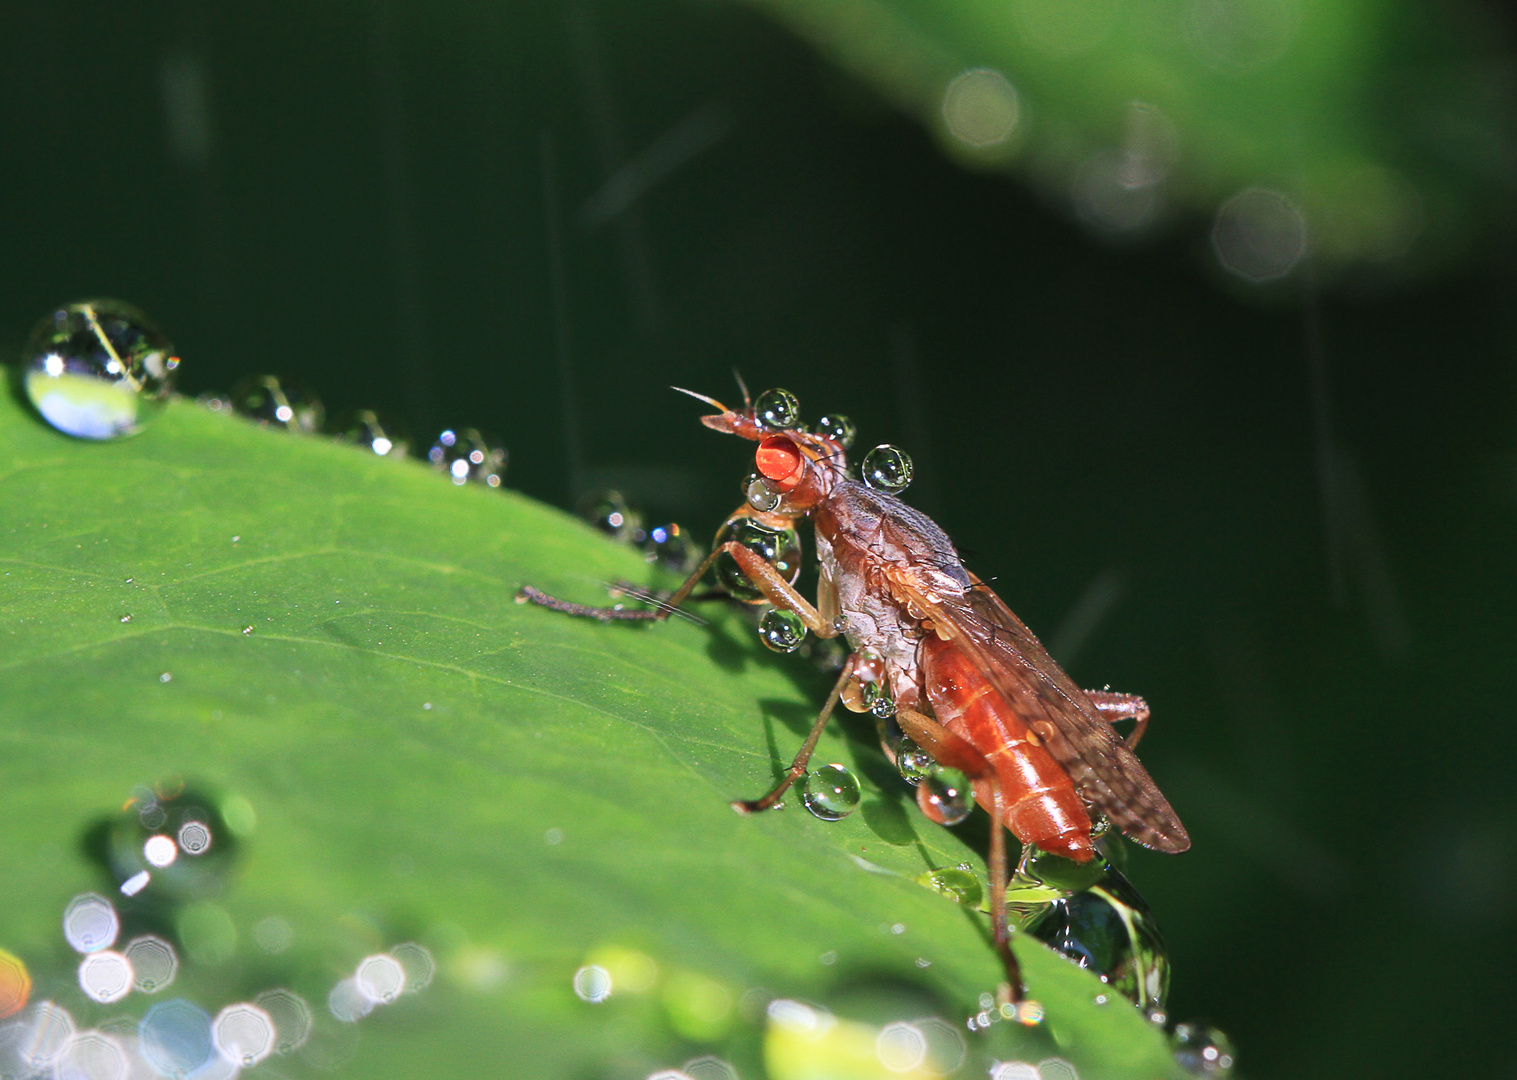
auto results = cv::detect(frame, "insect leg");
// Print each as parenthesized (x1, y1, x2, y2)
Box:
(732, 656, 856, 814)
(1084, 690, 1150, 748)
(719, 543, 837, 636)
(516, 543, 732, 623)
(893, 707, 1023, 1002)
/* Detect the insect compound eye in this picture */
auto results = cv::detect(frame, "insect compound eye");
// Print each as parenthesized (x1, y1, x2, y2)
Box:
(862, 444, 914, 495)
(815, 413, 856, 450)
(712, 515, 803, 603)
(754, 435, 807, 493)
(753, 388, 801, 431)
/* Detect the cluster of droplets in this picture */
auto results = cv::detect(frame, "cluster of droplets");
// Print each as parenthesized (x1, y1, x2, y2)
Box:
(576, 490, 702, 573)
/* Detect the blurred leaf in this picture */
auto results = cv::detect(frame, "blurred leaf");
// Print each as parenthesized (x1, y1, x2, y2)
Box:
(0, 393, 1184, 1078)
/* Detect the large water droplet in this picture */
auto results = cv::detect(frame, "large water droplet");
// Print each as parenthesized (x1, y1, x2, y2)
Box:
(427, 427, 507, 487)
(758, 608, 807, 653)
(840, 653, 886, 714)
(801, 764, 860, 821)
(917, 769, 973, 826)
(330, 408, 412, 458)
(862, 445, 914, 494)
(21, 300, 179, 439)
(230, 374, 324, 432)
(1023, 865, 1170, 1014)
(753, 388, 800, 431)
(1172, 1022, 1237, 1076)
(713, 516, 802, 604)
(815, 413, 856, 449)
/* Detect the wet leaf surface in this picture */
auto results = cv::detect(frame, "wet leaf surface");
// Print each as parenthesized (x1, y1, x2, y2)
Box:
(0, 392, 1183, 1078)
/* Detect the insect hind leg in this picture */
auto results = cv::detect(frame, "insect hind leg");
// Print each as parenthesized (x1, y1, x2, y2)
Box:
(1084, 689, 1150, 748)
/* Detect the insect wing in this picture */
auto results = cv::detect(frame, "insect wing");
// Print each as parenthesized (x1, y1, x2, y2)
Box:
(895, 575, 1190, 854)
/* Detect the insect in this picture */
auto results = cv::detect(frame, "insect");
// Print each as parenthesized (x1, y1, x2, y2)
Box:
(518, 385, 1188, 1006)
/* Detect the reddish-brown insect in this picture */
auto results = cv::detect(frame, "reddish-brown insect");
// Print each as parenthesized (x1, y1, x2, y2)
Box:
(519, 385, 1188, 1005)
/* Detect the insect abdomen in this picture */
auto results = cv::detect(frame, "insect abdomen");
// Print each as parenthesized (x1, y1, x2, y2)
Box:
(919, 635, 1096, 862)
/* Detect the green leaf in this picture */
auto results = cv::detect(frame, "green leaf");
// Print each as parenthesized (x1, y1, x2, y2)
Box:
(0, 392, 1184, 1079)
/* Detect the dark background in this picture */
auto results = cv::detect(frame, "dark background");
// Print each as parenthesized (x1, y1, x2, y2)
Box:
(3, 2, 1514, 1076)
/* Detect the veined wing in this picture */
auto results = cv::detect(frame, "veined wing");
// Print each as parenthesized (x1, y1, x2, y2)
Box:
(890, 572, 1190, 853)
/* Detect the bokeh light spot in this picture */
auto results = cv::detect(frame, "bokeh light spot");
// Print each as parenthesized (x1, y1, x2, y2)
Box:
(139, 1000, 213, 1079)
(0, 948, 31, 1018)
(63, 894, 119, 954)
(942, 69, 1020, 148)
(213, 1002, 275, 1067)
(124, 935, 178, 993)
(77, 951, 133, 1004)
(1212, 187, 1307, 281)
(572, 965, 612, 1003)
(355, 954, 406, 1004)
(254, 988, 314, 1054)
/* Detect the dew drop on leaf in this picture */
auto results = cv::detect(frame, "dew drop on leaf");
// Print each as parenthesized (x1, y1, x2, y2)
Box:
(801, 764, 860, 821)
(330, 408, 412, 458)
(22, 300, 179, 439)
(428, 428, 507, 488)
(230, 374, 324, 433)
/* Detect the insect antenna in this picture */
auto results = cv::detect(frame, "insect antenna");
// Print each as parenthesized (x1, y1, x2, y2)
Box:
(671, 386, 729, 412)
(731, 369, 752, 412)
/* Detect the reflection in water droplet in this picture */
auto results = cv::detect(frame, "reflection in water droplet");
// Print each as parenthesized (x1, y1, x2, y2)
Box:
(253, 988, 313, 1054)
(758, 608, 807, 653)
(0, 949, 30, 1019)
(77, 951, 133, 1003)
(21, 300, 179, 439)
(840, 653, 886, 714)
(713, 517, 802, 603)
(139, 1000, 213, 1078)
(390, 942, 436, 993)
(230, 374, 324, 433)
(55, 1029, 130, 1080)
(1172, 1021, 1237, 1076)
(753, 388, 800, 431)
(355, 954, 406, 1004)
(917, 769, 973, 826)
(815, 413, 856, 449)
(573, 965, 612, 1003)
(331, 408, 412, 458)
(212, 1003, 275, 1067)
(428, 428, 507, 488)
(895, 739, 934, 785)
(327, 978, 375, 1023)
(63, 894, 120, 953)
(862, 445, 914, 495)
(124, 936, 178, 993)
(801, 765, 861, 821)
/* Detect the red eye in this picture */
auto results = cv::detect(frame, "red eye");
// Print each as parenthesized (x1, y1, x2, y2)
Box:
(755, 436, 806, 493)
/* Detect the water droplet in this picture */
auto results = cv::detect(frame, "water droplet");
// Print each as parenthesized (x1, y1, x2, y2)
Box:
(917, 769, 973, 826)
(428, 427, 507, 487)
(77, 949, 133, 1002)
(62, 893, 120, 953)
(800, 764, 860, 821)
(869, 692, 897, 720)
(330, 408, 412, 458)
(119, 614, 132, 623)
(758, 608, 807, 653)
(229, 374, 324, 433)
(753, 388, 800, 431)
(158, 672, 172, 683)
(577, 489, 643, 541)
(21, 300, 179, 439)
(1172, 1022, 1237, 1076)
(241, 625, 253, 635)
(124, 935, 178, 992)
(1023, 865, 1170, 1014)
(815, 413, 856, 449)
(744, 472, 782, 513)
(862, 444, 914, 494)
(713, 516, 802, 603)
(644, 523, 700, 572)
(213, 1002, 276, 1067)
(895, 738, 935, 784)
(914, 864, 983, 907)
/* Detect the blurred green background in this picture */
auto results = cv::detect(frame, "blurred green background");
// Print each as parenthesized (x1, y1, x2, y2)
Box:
(3, 0, 1515, 1076)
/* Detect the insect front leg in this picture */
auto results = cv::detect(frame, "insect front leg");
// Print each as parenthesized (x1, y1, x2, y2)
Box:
(1084, 690, 1150, 748)
(894, 706, 1024, 1005)
(515, 543, 732, 623)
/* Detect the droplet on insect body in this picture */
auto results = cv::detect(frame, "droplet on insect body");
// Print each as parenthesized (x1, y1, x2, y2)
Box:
(895, 738, 935, 785)
(230, 375, 324, 433)
(801, 764, 860, 821)
(815, 413, 856, 449)
(330, 408, 412, 458)
(744, 472, 782, 513)
(428, 428, 507, 488)
(713, 516, 802, 603)
(862, 445, 914, 494)
(22, 299, 179, 439)
(759, 608, 807, 653)
(753, 388, 800, 431)
(918, 769, 973, 826)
